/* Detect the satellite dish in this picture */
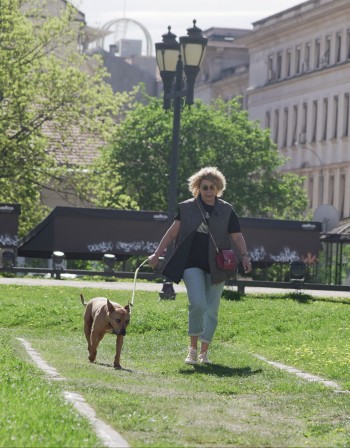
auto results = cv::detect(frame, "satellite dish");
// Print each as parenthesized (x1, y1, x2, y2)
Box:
(313, 205, 340, 232)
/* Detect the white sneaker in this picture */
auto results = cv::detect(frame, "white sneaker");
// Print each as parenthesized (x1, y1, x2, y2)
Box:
(185, 347, 198, 365)
(199, 351, 212, 364)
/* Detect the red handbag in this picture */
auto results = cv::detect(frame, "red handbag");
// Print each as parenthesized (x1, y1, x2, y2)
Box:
(216, 249, 238, 271)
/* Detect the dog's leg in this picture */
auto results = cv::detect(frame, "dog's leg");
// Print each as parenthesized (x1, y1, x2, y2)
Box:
(89, 329, 105, 363)
(114, 335, 124, 369)
(83, 302, 93, 356)
(84, 315, 93, 352)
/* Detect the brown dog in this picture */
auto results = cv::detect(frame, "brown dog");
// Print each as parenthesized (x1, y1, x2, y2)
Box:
(80, 294, 130, 369)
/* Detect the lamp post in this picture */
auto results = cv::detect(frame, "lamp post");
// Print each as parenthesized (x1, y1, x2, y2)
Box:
(296, 143, 324, 167)
(296, 143, 324, 209)
(155, 20, 207, 299)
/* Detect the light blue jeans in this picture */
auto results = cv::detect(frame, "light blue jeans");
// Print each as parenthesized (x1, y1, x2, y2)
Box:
(183, 268, 225, 343)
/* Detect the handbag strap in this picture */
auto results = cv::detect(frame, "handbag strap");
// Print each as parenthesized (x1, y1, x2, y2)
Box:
(196, 199, 220, 253)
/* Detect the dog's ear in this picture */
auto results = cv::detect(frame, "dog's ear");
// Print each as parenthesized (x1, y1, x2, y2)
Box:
(107, 299, 115, 313)
(124, 304, 130, 313)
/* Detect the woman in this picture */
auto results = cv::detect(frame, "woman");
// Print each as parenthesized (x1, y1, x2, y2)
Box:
(148, 167, 251, 365)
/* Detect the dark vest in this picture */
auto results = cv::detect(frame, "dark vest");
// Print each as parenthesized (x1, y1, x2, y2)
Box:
(162, 197, 235, 284)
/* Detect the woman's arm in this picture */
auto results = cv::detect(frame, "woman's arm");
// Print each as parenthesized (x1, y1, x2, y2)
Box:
(230, 232, 252, 273)
(148, 220, 181, 267)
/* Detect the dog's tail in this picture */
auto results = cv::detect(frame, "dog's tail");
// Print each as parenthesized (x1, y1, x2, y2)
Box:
(80, 294, 87, 307)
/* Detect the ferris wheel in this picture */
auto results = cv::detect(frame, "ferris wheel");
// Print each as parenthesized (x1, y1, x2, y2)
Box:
(98, 18, 153, 56)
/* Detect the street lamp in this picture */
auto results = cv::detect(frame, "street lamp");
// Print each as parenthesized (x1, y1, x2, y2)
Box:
(295, 142, 324, 208)
(103, 253, 116, 273)
(52, 250, 65, 279)
(155, 20, 207, 299)
(295, 142, 324, 167)
(156, 20, 207, 220)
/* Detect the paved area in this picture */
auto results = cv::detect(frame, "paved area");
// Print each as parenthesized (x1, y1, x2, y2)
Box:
(1, 276, 350, 298)
(0, 277, 183, 292)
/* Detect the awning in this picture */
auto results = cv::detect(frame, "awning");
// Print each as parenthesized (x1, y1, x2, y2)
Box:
(320, 222, 350, 243)
(18, 207, 169, 260)
(239, 217, 321, 264)
(0, 204, 21, 248)
(17, 206, 322, 263)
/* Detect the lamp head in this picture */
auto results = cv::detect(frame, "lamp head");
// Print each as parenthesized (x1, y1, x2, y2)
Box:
(179, 20, 207, 68)
(290, 260, 306, 280)
(103, 253, 116, 272)
(179, 20, 208, 105)
(52, 251, 65, 270)
(155, 26, 180, 109)
(155, 26, 180, 72)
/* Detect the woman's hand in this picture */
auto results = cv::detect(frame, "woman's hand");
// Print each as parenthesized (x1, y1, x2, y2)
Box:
(241, 255, 252, 274)
(148, 253, 160, 268)
(148, 220, 180, 269)
(230, 232, 252, 274)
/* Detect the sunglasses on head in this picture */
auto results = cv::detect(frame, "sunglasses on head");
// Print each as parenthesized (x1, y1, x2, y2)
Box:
(201, 184, 216, 191)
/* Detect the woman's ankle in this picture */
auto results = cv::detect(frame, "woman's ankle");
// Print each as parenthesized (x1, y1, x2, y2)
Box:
(200, 342, 209, 354)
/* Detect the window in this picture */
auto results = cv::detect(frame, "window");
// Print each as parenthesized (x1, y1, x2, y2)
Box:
(276, 52, 282, 79)
(282, 107, 289, 147)
(265, 111, 271, 130)
(286, 49, 292, 77)
(301, 102, 308, 135)
(347, 29, 350, 59)
(336, 32, 342, 63)
(322, 98, 328, 141)
(318, 172, 324, 205)
(308, 176, 314, 207)
(315, 39, 321, 68)
(328, 175, 335, 205)
(324, 36, 331, 65)
(304, 43, 311, 71)
(311, 100, 318, 142)
(274, 109, 280, 144)
(292, 105, 298, 145)
(332, 95, 339, 139)
(340, 173, 346, 217)
(343, 93, 350, 137)
(268, 55, 274, 81)
(295, 46, 301, 74)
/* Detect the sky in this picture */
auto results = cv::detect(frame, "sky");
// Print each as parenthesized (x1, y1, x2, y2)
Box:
(75, 0, 304, 55)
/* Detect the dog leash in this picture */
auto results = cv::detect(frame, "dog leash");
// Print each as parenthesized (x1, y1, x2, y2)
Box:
(129, 258, 149, 313)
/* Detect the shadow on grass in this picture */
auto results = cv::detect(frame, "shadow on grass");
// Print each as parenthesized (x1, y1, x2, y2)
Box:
(285, 292, 350, 305)
(222, 289, 314, 303)
(95, 362, 133, 372)
(284, 292, 313, 303)
(179, 364, 262, 377)
(222, 290, 244, 301)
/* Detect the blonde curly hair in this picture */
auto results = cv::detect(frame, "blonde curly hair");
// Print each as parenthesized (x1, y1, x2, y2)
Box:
(188, 167, 226, 198)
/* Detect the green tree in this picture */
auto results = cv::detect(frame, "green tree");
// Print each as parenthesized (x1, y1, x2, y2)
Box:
(0, 0, 126, 235)
(95, 93, 309, 219)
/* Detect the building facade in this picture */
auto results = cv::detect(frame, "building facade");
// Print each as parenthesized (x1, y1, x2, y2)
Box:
(197, 0, 350, 220)
(195, 0, 350, 218)
(195, 27, 250, 106)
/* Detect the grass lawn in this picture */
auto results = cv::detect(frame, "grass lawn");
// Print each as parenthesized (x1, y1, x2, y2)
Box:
(1, 284, 350, 447)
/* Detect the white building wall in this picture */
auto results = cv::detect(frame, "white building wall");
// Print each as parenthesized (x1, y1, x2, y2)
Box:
(241, 0, 350, 219)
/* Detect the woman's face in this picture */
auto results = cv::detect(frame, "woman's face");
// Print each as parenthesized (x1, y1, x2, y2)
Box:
(199, 179, 218, 204)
